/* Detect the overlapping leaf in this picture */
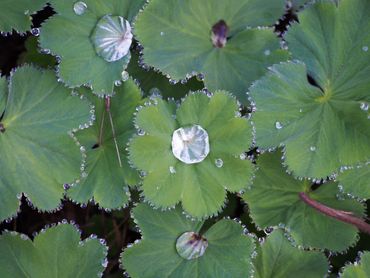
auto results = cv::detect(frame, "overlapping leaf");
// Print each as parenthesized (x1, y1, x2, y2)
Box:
(134, 0, 289, 104)
(129, 91, 254, 218)
(0, 65, 91, 221)
(121, 203, 255, 278)
(250, 0, 370, 178)
(67, 79, 142, 209)
(253, 230, 329, 278)
(338, 166, 370, 200)
(242, 151, 364, 251)
(40, 0, 146, 95)
(0, 224, 107, 277)
(341, 252, 370, 278)
(0, 0, 46, 33)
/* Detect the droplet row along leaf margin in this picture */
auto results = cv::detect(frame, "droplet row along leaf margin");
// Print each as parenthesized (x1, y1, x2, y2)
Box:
(134, 0, 290, 104)
(0, 65, 92, 221)
(128, 91, 255, 218)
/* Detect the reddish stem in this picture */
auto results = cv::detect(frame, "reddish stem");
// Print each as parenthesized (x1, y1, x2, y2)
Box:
(299, 192, 370, 235)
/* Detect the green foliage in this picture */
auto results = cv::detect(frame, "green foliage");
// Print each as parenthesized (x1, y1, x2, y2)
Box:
(40, 0, 146, 95)
(253, 229, 329, 278)
(0, 224, 107, 277)
(67, 79, 142, 209)
(129, 91, 254, 218)
(122, 203, 255, 278)
(0, 65, 91, 221)
(337, 166, 370, 200)
(0, 0, 46, 33)
(341, 252, 370, 278)
(134, 0, 289, 104)
(243, 151, 364, 252)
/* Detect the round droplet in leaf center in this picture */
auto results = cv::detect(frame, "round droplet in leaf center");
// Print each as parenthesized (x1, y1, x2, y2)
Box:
(171, 125, 210, 164)
(176, 232, 208, 260)
(211, 20, 229, 48)
(91, 15, 133, 63)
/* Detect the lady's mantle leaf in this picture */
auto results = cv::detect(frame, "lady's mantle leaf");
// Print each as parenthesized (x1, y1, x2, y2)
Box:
(341, 252, 370, 278)
(338, 166, 370, 200)
(121, 203, 255, 278)
(242, 151, 364, 252)
(0, 0, 46, 33)
(134, 0, 289, 104)
(129, 91, 254, 218)
(40, 0, 146, 95)
(253, 230, 329, 278)
(0, 65, 91, 221)
(67, 79, 143, 209)
(250, 61, 370, 178)
(250, 0, 370, 177)
(0, 224, 107, 277)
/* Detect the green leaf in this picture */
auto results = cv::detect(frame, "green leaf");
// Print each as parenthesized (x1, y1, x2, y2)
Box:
(242, 151, 364, 251)
(338, 166, 370, 200)
(0, 0, 46, 33)
(250, 61, 370, 178)
(67, 79, 143, 209)
(341, 252, 370, 278)
(127, 50, 203, 99)
(121, 203, 255, 278)
(18, 36, 57, 68)
(134, 0, 289, 104)
(129, 91, 254, 218)
(0, 65, 91, 221)
(0, 224, 107, 277)
(0, 76, 6, 114)
(253, 229, 329, 278)
(40, 0, 146, 95)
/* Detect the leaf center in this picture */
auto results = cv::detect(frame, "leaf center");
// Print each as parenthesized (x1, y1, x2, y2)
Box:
(0, 123, 5, 133)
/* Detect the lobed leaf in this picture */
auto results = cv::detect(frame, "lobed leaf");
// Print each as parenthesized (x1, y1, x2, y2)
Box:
(0, 65, 91, 221)
(0, 224, 107, 277)
(121, 203, 255, 278)
(134, 0, 289, 104)
(242, 151, 364, 252)
(253, 230, 329, 278)
(341, 252, 370, 278)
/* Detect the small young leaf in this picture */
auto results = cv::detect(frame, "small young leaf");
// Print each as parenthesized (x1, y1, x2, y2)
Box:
(67, 79, 143, 209)
(0, 0, 46, 33)
(341, 252, 370, 278)
(134, 0, 289, 104)
(242, 151, 364, 252)
(253, 230, 329, 278)
(40, 0, 146, 95)
(0, 224, 107, 277)
(121, 203, 255, 278)
(338, 166, 370, 200)
(0, 65, 91, 221)
(129, 91, 254, 218)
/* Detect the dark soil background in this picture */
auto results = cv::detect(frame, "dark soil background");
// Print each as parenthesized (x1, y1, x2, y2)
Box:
(0, 4, 369, 277)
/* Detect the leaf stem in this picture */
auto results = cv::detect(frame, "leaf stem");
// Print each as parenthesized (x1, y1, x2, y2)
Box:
(299, 192, 370, 235)
(98, 108, 105, 146)
(106, 96, 122, 168)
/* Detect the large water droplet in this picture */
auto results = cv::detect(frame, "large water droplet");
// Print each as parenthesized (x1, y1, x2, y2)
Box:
(91, 15, 133, 62)
(176, 232, 208, 260)
(360, 102, 369, 111)
(215, 158, 223, 168)
(275, 121, 283, 129)
(171, 125, 210, 164)
(73, 1, 87, 15)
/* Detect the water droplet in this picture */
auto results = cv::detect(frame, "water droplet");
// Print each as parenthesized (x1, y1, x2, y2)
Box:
(160, 31, 165, 36)
(149, 87, 161, 97)
(171, 125, 210, 164)
(299, 108, 303, 113)
(81, 172, 88, 178)
(114, 80, 122, 86)
(215, 158, 223, 168)
(73, 1, 87, 15)
(139, 171, 147, 177)
(309, 146, 316, 152)
(264, 49, 271, 56)
(360, 102, 369, 111)
(169, 166, 176, 174)
(91, 15, 133, 62)
(240, 153, 247, 160)
(31, 28, 40, 36)
(80, 146, 86, 152)
(362, 46, 369, 52)
(176, 232, 208, 260)
(121, 70, 129, 81)
(275, 121, 283, 129)
(196, 73, 205, 81)
(137, 129, 145, 136)
(24, 10, 30, 15)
